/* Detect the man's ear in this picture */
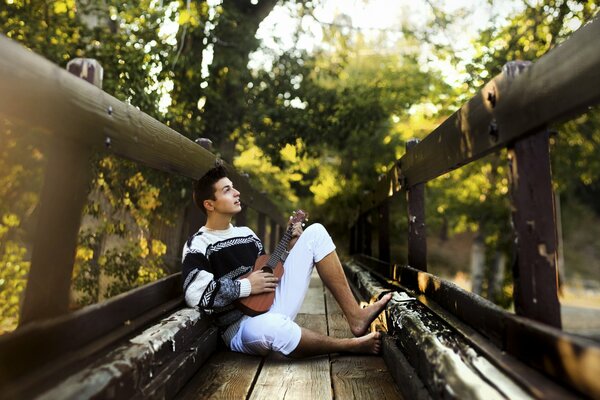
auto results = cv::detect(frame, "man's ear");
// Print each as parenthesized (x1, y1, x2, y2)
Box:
(203, 199, 214, 212)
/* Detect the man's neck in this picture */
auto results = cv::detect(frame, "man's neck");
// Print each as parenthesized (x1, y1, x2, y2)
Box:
(204, 213, 233, 231)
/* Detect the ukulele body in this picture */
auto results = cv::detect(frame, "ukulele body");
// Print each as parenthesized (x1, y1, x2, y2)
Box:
(236, 254, 284, 316)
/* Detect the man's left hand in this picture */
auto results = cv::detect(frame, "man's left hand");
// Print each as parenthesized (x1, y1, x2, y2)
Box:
(288, 220, 303, 251)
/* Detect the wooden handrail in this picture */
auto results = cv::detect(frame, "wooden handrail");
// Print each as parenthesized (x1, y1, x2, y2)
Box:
(357, 16, 600, 216)
(0, 34, 285, 226)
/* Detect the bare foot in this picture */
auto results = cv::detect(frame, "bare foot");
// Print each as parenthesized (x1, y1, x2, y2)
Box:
(349, 293, 392, 337)
(349, 331, 382, 354)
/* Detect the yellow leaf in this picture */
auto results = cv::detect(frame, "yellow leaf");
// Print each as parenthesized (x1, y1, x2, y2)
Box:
(54, 1, 68, 14)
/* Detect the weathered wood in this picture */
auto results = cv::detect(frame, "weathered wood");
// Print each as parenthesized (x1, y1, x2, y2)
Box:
(406, 139, 427, 271)
(66, 58, 103, 89)
(378, 199, 391, 263)
(249, 314, 332, 400)
(13, 309, 216, 400)
(257, 212, 266, 243)
(0, 35, 285, 225)
(387, 292, 534, 399)
(0, 274, 182, 389)
(364, 214, 373, 256)
(349, 224, 357, 254)
(140, 327, 221, 400)
(174, 352, 262, 400)
(382, 335, 430, 400)
(269, 219, 278, 254)
(331, 356, 403, 400)
(20, 57, 102, 323)
(298, 286, 326, 315)
(355, 18, 600, 219)
(391, 263, 600, 398)
(325, 289, 353, 339)
(508, 130, 561, 327)
(356, 214, 365, 255)
(419, 292, 581, 399)
(235, 204, 248, 226)
(19, 139, 92, 324)
(400, 18, 600, 187)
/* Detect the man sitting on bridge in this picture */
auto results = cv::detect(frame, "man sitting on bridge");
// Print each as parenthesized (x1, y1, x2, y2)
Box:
(182, 165, 391, 358)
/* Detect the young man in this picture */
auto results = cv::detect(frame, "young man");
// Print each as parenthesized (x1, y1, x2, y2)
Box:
(182, 166, 391, 358)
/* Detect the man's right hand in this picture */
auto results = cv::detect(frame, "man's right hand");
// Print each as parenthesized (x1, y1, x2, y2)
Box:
(247, 270, 278, 295)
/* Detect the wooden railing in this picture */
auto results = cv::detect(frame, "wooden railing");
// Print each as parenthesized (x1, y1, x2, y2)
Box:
(0, 34, 285, 398)
(349, 16, 600, 398)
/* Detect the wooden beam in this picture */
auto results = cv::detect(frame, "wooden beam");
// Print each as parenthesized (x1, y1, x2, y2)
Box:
(406, 139, 427, 271)
(0, 35, 285, 226)
(354, 17, 600, 220)
(392, 263, 600, 398)
(0, 274, 182, 389)
(508, 130, 561, 328)
(400, 17, 600, 187)
(19, 139, 92, 324)
(378, 199, 390, 263)
(269, 219, 277, 253)
(20, 59, 102, 324)
(257, 212, 266, 244)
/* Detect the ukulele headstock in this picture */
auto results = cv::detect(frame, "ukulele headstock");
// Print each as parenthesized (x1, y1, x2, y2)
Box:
(290, 209, 308, 225)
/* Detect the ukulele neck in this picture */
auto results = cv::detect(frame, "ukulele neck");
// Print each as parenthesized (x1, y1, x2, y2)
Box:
(266, 225, 294, 268)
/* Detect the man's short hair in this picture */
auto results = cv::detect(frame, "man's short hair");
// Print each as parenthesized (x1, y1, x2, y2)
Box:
(193, 165, 229, 215)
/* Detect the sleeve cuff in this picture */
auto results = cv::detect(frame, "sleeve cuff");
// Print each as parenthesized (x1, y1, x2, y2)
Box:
(238, 278, 252, 298)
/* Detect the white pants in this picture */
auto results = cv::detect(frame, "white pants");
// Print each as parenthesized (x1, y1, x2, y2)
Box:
(229, 223, 336, 356)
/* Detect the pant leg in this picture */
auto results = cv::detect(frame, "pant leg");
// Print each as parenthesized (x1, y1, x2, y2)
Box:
(269, 223, 336, 319)
(230, 312, 302, 356)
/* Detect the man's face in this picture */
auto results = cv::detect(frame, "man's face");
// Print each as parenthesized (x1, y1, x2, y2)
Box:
(206, 177, 241, 215)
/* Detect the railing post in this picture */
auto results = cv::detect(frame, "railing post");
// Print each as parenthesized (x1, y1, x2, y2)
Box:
(378, 199, 390, 263)
(406, 139, 427, 271)
(20, 59, 102, 325)
(507, 130, 561, 328)
(269, 219, 277, 253)
(356, 214, 365, 254)
(364, 213, 372, 257)
(349, 224, 357, 254)
(257, 212, 266, 244)
(236, 204, 247, 226)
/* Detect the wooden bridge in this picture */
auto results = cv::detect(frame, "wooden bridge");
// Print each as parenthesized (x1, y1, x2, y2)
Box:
(1, 15, 600, 400)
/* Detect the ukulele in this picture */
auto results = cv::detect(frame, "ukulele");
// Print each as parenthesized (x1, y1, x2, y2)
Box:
(236, 210, 308, 316)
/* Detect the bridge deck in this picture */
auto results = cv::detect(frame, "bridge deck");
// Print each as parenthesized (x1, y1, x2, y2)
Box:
(175, 270, 402, 399)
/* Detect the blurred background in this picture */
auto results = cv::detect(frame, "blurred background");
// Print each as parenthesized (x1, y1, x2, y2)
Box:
(0, 0, 598, 339)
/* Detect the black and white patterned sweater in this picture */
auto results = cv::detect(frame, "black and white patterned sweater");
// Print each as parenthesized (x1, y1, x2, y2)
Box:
(181, 224, 264, 330)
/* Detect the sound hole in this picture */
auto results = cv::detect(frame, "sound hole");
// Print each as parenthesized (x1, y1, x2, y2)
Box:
(261, 266, 273, 274)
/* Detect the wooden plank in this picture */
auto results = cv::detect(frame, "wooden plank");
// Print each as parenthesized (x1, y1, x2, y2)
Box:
(174, 352, 262, 400)
(390, 263, 600, 399)
(406, 139, 427, 271)
(325, 289, 353, 339)
(299, 287, 326, 315)
(299, 271, 325, 315)
(331, 356, 403, 400)
(356, 18, 600, 219)
(0, 35, 285, 225)
(328, 269, 403, 400)
(382, 335, 429, 400)
(30, 310, 217, 400)
(249, 314, 331, 400)
(508, 130, 561, 327)
(378, 200, 391, 263)
(0, 274, 182, 388)
(20, 141, 92, 324)
(257, 212, 266, 244)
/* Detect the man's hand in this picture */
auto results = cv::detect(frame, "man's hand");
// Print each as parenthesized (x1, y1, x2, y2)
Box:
(247, 270, 278, 295)
(287, 219, 304, 251)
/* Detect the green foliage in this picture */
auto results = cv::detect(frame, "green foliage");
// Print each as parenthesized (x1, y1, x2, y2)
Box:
(0, 126, 45, 333)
